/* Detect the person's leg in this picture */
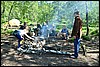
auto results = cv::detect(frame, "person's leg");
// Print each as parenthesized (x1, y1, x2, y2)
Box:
(74, 38, 78, 58)
(66, 33, 69, 39)
(77, 38, 80, 54)
(63, 33, 66, 39)
(17, 34, 23, 48)
(18, 39, 21, 48)
(74, 38, 80, 58)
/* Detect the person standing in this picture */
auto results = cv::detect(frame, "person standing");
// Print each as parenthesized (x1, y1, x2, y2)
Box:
(71, 10, 82, 58)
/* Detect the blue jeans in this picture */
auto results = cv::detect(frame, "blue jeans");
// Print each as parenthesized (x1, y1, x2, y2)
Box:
(74, 38, 80, 58)
(16, 33, 23, 48)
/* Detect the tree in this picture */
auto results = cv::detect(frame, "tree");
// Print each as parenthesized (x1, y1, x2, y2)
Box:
(4, 1, 15, 30)
(1, 1, 5, 16)
(86, 2, 89, 36)
(1, 1, 99, 29)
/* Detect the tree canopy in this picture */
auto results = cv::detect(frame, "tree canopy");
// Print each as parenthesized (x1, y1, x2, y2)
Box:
(1, 1, 99, 28)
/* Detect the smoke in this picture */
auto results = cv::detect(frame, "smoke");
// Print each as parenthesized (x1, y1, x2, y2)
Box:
(47, 1, 95, 31)
(40, 1, 99, 37)
(48, 1, 75, 31)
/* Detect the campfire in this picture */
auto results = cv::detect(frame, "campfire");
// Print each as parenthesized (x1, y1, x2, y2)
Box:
(17, 34, 72, 55)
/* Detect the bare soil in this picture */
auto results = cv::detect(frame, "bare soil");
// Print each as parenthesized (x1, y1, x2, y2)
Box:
(1, 34, 99, 66)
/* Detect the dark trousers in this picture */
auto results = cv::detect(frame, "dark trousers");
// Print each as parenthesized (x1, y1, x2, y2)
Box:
(74, 37, 80, 58)
(17, 33, 23, 48)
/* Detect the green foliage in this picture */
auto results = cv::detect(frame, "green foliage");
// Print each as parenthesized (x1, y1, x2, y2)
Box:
(1, 29, 14, 35)
(1, 1, 99, 24)
(68, 37, 74, 43)
(56, 25, 63, 30)
(90, 29, 99, 36)
(1, 1, 99, 36)
(1, 1, 54, 24)
(7, 29, 14, 34)
(82, 35, 91, 41)
(82, 26, 99, 36)
(56, 29, 59, 33)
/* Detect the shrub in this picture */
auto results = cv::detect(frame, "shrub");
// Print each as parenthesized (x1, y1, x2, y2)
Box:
(68, 37, 74, 43)
(90, 29, 99, 36)
(82, 35, 91, 41)
(6, 29, 14, 34)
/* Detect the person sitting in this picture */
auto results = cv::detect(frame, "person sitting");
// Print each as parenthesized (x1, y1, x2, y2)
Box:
(37, 23, 42, 36)
(13, 25, 34, 49)
(27, 26, 35, 37)
(49, 25, 57, 37)
(57, 25, 69, 40)
(41, 22, 49, 37)
(34, 23, 42, 36)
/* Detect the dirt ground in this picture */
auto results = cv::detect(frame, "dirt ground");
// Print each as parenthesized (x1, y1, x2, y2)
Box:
(1, 34, 99, 66)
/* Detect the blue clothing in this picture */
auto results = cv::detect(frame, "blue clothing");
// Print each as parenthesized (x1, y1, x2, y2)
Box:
(41, 25, 48, 37)
(49, 30, 56, 36)
(17, 33, 23, 48)
(74, 38, 80, 58)
(61, 28, 69, 36)
(14, 30, 25, 48)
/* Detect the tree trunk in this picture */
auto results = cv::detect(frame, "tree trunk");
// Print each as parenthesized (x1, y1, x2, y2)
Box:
(86, 2, 89, 36)
(86, 12, 89, 36)
(1, 1, 5, 16)
(5, 2, 15, 30)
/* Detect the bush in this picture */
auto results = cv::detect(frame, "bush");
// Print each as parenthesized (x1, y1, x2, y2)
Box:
(5, 29, 14, 35)
(56, 29, 60, 33)
(68, 37, 74, 43)
(90, 29, 99, 36)
(82, 35, 91, 41)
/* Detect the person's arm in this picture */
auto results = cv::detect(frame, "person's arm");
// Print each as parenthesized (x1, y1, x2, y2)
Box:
(24, 33, 34, 40)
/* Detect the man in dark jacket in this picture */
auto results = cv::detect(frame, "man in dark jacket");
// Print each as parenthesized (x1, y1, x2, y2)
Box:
(71, 10, 82, 58)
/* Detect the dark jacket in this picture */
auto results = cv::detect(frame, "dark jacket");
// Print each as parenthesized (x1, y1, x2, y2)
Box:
(71, 15, 82, 38)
